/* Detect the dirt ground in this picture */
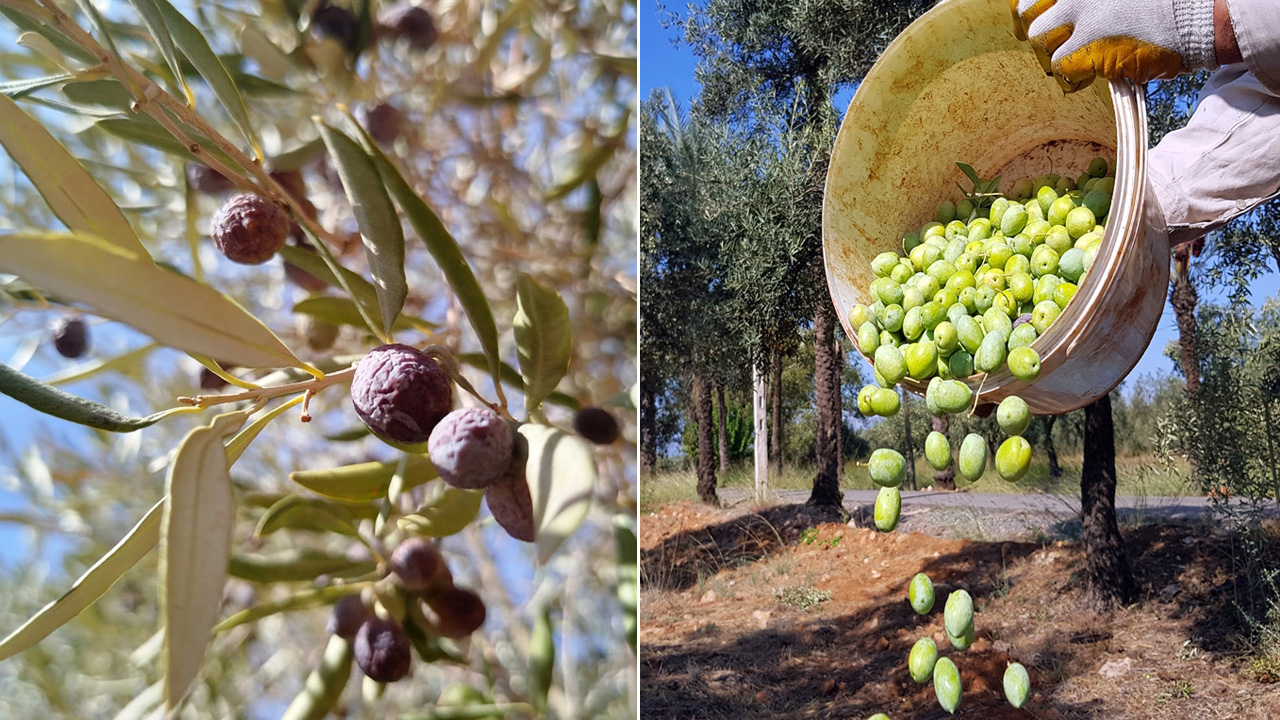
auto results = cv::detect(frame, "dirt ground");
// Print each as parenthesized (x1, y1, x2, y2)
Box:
(640, 500, 1280, 719)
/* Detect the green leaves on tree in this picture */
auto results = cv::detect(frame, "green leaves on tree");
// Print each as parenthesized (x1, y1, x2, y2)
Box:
(513, 274, 572, 413)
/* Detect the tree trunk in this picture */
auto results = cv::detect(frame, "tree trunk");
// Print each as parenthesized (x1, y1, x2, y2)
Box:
(1081, 394, 1137, 610)
(1043, 414, 1062, 479)
(1170, 264, 1200, 398)
(932, 414, 955, 490)
(694, 373, 718, 505)
(902, 389, 917, 491)
(808, 291, 843, 507)
(716, 380, 730, 474)
(1170, 251, 1200, 479)
(640, 379, 657, 474)
(770, 352, 783, 479)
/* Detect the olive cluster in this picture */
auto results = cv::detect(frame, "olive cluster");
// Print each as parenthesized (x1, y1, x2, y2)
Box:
(853, 159, 1115, 538)
(329, 538, 486, 683)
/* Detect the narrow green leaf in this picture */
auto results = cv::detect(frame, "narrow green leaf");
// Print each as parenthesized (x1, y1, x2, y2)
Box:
(399, 704, 536, 720)
(955, 162, 980, 186)
(0, 93, 147, 257)
(280, 635, 354, 720)
(1, 360, 193, 432)
(159, 410, 247, 710)
(225, 395, 304, 464)
(293, 296, 434, 333)
(323, 426, 370, 442)
(234, 73, 298, 97)
(72, 0, 124, 73)
(351, 122, 503, 393)
(529, 605, 554, 715)
(0, 232, 306, 369)
(0, 498, 164, 662)
(153, 0, 259, 155)
(63, 79, 134, 110)
(127, 0, 192, 104)
(213, 584, 362, 634)
(278, 243, 384, 334)
(268, 137, 325, 172)
(254, 495, 373, 537)
(397, 487, 483, 538)
(546, 141, 615, 201)
(614, 514, 637, 650)
(228, 549, 376, 583)
(91, 113, 240, 170)
(0, 72, 75, 99)
(457, 353, 579, 410)
(289, 456, 436, 502)
(316, 122, 406, 338)
(0, 8, 98, 65)
(238, 25, 297, 82)
(513, 274, 572, 412)
(518, 424, 595, 563)
(42, 343, 157, 386)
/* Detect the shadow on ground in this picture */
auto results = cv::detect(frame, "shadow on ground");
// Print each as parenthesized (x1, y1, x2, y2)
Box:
(641, 501, 1280, 719)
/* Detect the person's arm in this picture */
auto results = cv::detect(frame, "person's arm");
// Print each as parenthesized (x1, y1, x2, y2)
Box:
(1215, 0, 1241, 65)
(1147, 66, 1280, 246)
(1224, 0, 1280, 94)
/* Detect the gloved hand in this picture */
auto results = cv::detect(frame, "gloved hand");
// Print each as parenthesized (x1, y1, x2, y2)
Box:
(1010, 0, 1218, 91)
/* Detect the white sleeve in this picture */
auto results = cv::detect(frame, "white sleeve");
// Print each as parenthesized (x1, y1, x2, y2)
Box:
(1225, 0, 1280, 94)
(1147, 65, 1280, 246)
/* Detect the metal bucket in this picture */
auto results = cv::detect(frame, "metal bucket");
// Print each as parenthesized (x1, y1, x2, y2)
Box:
(822, 0, 1170, 415)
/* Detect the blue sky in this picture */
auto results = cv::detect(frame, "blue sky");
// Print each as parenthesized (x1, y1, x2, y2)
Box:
(640, 0, 1280, 391)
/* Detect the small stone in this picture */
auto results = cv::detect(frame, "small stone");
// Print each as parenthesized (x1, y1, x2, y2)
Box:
(1098, 658, 1132, 677)
(700, 590, 717, 604)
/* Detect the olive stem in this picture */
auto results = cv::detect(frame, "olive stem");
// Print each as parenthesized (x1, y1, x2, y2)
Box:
(178, 366, 356, 410)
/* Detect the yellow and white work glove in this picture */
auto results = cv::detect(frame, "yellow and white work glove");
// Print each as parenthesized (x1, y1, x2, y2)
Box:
(1010, 0, 1218, 91)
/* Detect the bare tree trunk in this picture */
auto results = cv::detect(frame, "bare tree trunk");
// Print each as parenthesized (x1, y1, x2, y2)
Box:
(1170, 261, 1201, 397)
(932, 414, 955, 490)
(808, 291, 843, 507)
(1170, 248, 1200, 480)
(902, 389, 917, 491)
(694, 373, 718, 505)
(1043, 414, 1062, 478)
(640, 379, 657, 474)
(1081, 394, 1137, 610)
(770, 352, 783, 479)
(716, 380, 730, 474)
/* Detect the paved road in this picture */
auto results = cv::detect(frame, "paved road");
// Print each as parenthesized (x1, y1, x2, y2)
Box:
(717, 487, 1272, 523)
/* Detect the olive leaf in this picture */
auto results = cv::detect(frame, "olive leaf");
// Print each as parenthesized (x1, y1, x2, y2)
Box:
(0, 93, 147, 257)
(457, 352, 580, 410)
(513, 274, 572, 413)
(89, 112, 242, 172)
(153, 0, 260, 156)
(517, 423, 595, 563)
(397, 486, 484, 538)
(278, 243, 386, 336)
(227, 549, 376, 583)
(0, 8, 98, 65)
(0, 72, 75, 99)
(0, 232, 306, 369)
(529, 606, 555, 714)
(0, 498, 164, 662)
(160, 410, 249, 711)
(316, 122, 407, 338)
(293, 294, 433, 334)
(289, 456, 436, 502)
(614, 514, 637, 650)
(214, 584, 362, 634)
(41, 343, 158, 386)
(254, 495, 374, 538)
(280, 635, 354, 720)
(126, 0, 192, 104)
(349, 119, 504, 397)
